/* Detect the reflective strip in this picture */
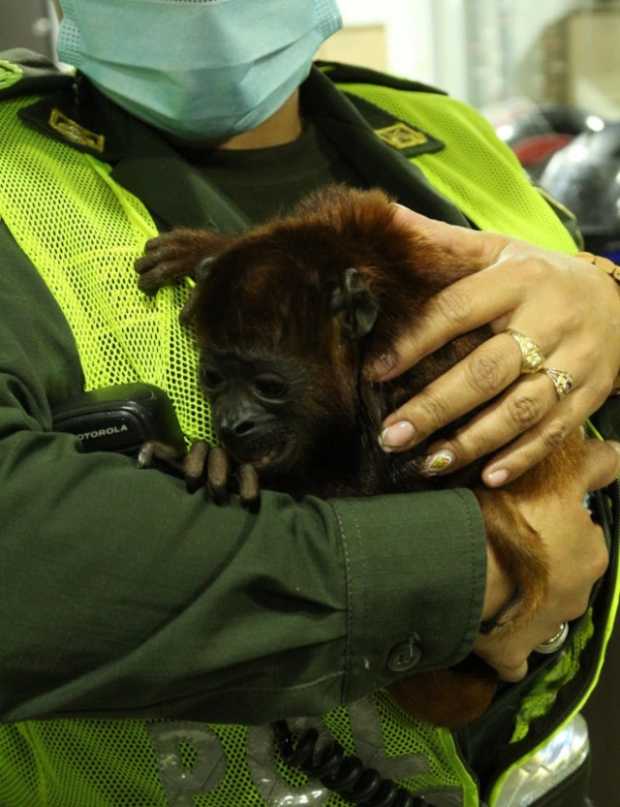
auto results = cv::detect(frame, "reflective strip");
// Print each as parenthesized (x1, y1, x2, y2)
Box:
(246, 698, 433, 807)
(147, 722, 227, 805)
(247, 721, 330, 807)
(493, 713, 589, 807)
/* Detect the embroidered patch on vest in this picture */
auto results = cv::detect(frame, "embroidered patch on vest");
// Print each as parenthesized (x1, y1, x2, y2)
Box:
(49, 107, 106, 154)
(368, 117, 443, 158)
(376, 122, 429, 151)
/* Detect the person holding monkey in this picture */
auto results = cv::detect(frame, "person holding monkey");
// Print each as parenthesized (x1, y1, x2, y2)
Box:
(0, 1, 618, 805)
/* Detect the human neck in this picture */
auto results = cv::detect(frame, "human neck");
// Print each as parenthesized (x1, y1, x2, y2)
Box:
(219, 90, 302, 150)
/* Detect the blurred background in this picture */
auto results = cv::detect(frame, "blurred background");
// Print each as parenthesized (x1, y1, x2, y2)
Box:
(5, 0, 620, 118)
(2, 0, 618, 801)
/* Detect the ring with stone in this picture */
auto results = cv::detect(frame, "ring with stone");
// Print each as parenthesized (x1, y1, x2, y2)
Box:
(539, 367, 575, 400)
(535, 622, 569, 654)
(507, 329, 545, 374)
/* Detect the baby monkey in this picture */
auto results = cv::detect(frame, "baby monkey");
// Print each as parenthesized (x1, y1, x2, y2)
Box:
(135, 185, 584, 727)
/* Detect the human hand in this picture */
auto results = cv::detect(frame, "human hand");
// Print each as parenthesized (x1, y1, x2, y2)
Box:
(370, 206, 620, 487)
(474, 438, 619, 682)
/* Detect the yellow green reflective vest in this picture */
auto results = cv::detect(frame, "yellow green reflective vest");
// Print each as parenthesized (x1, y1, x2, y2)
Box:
(0, 58, 618, 807)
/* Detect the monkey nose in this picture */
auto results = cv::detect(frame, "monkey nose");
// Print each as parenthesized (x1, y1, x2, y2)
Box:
(218, 412, 262, 441)
(228, 418, 256, 438)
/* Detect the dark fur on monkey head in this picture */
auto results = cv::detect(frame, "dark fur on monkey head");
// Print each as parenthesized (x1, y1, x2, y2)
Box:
(136, 184, 584, 727)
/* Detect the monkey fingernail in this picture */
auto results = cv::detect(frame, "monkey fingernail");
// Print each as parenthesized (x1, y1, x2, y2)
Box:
(421, 449, 455, 476)
(379, 421, 415, 451)
(484, 467, 509, 487)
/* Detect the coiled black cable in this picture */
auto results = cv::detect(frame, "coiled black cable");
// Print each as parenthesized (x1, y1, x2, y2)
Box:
(272, 720, 435, 807)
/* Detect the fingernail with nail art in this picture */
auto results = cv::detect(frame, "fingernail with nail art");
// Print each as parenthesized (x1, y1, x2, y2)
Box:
(422, 449, 455, 475)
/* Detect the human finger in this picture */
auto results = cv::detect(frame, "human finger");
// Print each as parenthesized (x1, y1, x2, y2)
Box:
(473, 636, 529, 683)
(418, 372, 559, 479)
(391, 204, 510, 268)
(579, 439, 620, 492)
(378, 328, 551, 454)
(369, 261, 528, 382)
(493, 660, 529, 684)
(480, 390, 615, 487)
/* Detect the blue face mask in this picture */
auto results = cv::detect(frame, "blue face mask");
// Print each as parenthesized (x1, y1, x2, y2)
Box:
(58, 0, 342, 142)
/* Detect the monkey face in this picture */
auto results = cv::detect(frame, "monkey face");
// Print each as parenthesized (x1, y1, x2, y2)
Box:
(201, 349, 309, 478)
(200, 344, 362, 488)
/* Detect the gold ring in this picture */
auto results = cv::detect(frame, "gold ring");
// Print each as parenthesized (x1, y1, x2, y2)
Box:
(535, 622, 569, 654)
(507, 329, 545, 374)
(540, 367, 575, 400)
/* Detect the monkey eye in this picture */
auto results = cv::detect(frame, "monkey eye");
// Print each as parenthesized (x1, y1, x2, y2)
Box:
(253, 374, 289, 401)
(201, 368, 223, 391)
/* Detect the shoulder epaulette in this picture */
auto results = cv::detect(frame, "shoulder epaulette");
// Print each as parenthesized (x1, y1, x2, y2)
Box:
(315, 60, 447, 96)
(0, 49, 73, 100)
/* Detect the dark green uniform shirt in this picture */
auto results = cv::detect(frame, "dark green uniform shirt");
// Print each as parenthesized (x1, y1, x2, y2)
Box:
(0, 52, 487, 725)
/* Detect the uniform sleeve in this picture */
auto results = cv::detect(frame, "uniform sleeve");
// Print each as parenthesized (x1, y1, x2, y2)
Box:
(0, 222, 487, 725)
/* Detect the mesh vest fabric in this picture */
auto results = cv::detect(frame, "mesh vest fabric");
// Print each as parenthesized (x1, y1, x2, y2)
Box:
(343, 82, 577, 254)
(0, 82, 603, 807)
(0, 94, 213, 449)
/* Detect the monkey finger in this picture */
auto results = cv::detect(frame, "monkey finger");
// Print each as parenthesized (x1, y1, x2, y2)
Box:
(207, 445, 232, 503)
(143, 234, 170, 253)
(238, 464, 260, 510)
(135, 244, 188, 276)
(137, 439, 185, 471)
(134, 251, 164, 275)
(136, 260, 194, 293)
(142, 229, 195, 254)
(184, 440, 210, 493)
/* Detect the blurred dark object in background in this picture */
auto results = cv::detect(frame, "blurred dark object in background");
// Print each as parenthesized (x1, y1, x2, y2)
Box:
(491, 97, 605, 181)
(540, 122, 620, 260)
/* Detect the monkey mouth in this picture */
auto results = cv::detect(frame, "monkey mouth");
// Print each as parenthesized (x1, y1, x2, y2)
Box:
(226, 434, 297, 473)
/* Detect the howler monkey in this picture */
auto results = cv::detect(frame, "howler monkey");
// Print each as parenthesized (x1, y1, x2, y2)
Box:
(135, 184, 585, 727)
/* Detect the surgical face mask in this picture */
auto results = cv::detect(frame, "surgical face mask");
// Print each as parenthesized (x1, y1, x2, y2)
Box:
(57, 0, 342, 142)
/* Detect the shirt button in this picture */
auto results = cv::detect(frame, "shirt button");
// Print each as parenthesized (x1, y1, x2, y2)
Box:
(387, 635, 422, 673)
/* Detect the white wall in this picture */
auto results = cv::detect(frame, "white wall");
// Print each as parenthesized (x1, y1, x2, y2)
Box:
(336, 0, 436, 83)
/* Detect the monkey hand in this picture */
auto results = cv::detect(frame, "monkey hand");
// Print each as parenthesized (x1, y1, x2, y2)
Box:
(138, 439, 260, 508)
(135, 228, 229, 294)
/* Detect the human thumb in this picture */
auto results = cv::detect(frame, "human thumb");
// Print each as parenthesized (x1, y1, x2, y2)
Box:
(391, 203, 510, 267)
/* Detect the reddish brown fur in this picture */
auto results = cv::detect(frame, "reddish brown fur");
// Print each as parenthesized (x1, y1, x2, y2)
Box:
(137, 185, 585, 726)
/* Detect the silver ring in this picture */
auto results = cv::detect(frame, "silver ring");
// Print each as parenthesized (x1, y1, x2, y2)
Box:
(535, 622, 569, 654)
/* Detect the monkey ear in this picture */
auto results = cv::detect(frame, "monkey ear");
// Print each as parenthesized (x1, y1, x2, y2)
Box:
(331, 267, 379, 339)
